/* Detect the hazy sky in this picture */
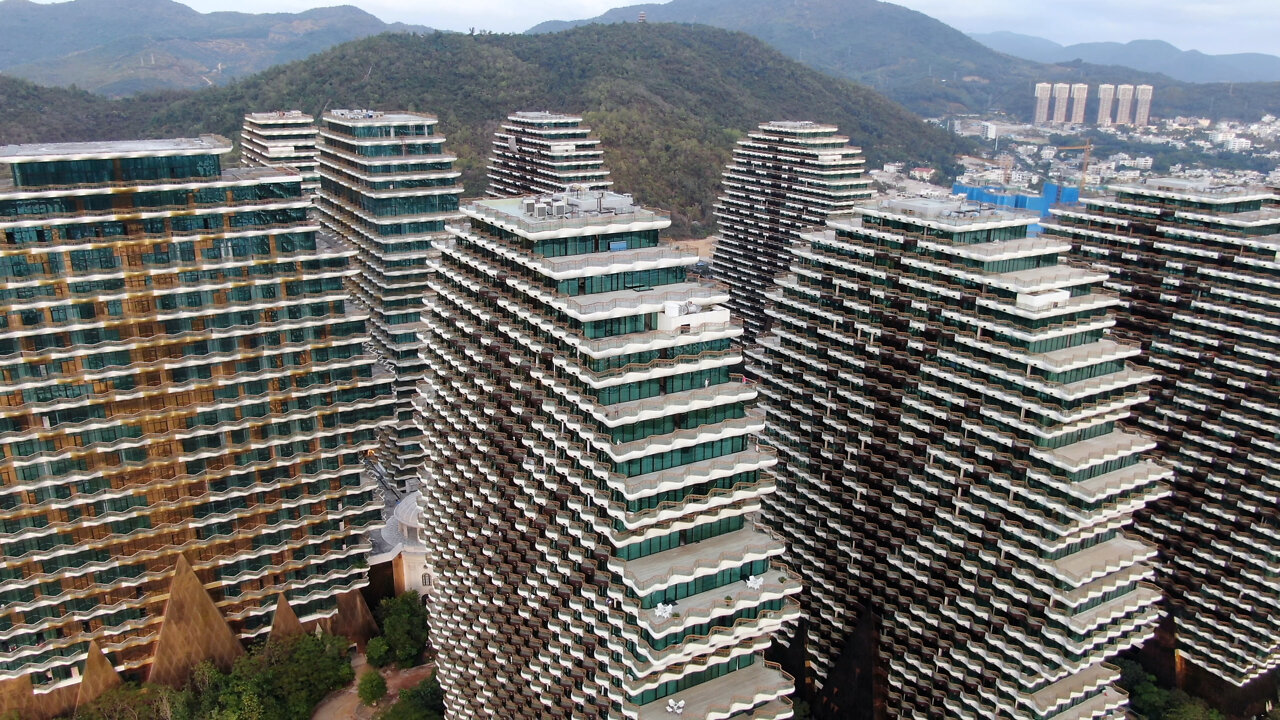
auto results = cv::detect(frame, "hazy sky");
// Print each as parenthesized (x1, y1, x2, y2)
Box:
(37, 0, 1278, 56)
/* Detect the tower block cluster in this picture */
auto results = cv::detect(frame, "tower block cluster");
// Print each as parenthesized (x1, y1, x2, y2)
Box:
(2, 90, 1276, 720)
(415, 191, 800, 718)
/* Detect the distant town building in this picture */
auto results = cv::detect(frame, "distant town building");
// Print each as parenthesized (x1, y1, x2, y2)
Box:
(417, 191, 799, 718)
(314, 110, 464, 490)
(1097, 84, 1116, 126)
(750, 194, 1170, 718)
(710, 121, 872, 343)
(1034, 82, 1053, 125)
(486, 111, 612, 197)
(1052, 82, 1071, 124)
(1116, 84, 1136, 125)
(1043, 178, 1280, 713)
(239, 111, 319, 193)
(0, 135, 394, 714)
(1070, 83, 1089, 124)
(1134, 85, 1154, 127)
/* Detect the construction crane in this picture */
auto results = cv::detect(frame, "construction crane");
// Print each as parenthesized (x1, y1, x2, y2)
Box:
(1057, 140, 1094, 194)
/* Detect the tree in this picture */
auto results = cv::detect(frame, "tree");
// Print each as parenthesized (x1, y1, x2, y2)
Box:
(377, 675, 444, 720)
(65, 684, 185, 720)
(376, 592, 431, 667)
(358, 671, 387, 706)
(366, 636, 392, 668)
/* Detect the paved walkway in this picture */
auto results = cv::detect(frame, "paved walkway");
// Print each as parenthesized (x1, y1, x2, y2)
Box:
(311, 654, 436, 720)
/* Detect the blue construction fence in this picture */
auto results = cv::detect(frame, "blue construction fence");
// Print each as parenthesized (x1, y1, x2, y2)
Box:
(951, 182, 1081, 218)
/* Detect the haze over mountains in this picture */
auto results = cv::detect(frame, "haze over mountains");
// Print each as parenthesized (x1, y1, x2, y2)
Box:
(0, 0, 429, 95)
(2, 0, 1278, 127)
(971, 32, 1280, 84)
(526, 0, 1280, 121)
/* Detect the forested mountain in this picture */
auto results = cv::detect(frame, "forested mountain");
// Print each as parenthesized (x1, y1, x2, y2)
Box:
(0, 25, 968, 237)
(970, 33, 1280, 84)
(529, 0, 1280, 121)
(0, 0, 429, 95)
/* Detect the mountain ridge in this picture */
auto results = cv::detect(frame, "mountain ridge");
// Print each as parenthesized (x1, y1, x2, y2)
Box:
(0, 0, 432, 95)
(527, 0, 1280, 121)
(970, 32, 1280, 84)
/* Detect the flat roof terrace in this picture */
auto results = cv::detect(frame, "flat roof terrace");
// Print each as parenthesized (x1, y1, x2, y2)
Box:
(463, 191, 669, 235)
(0, 134, 232, 163)
(1112, 177, 1278, 204)
(325, 109, 437, 125)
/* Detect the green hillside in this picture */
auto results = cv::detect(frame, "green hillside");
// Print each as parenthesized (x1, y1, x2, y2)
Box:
(529, 0, 1280, 121)
(0, 26, 969, 238)
(0, 0, 430, 95)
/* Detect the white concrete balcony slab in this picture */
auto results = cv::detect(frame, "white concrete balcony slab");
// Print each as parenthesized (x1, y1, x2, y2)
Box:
(626, 660, 794, 720)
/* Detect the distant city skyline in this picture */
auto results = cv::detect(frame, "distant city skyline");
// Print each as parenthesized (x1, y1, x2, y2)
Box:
(20, 0, 1279, 57)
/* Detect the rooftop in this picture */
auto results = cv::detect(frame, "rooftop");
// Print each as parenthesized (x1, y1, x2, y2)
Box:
(325, 109, 437, 124)
(245, 110, 314, 123)
(0, 134, 232, 163)
(760, 120, 839, 133)
(1113, 177, 1277, 202)
(463, 190, 668, 235)
(849, 195, 1040, 228)
(509, 111, 584, 123)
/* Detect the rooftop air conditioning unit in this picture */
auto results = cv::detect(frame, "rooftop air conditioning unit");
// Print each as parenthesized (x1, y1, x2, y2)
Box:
(534, 203, 548, 218)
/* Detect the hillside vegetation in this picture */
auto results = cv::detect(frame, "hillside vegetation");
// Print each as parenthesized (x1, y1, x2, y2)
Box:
(0, 0, 429, 95)
(530, 0, 1280, 121)
(0, 26, 968, 238)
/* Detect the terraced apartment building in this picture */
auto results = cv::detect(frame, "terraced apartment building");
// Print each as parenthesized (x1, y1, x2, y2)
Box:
(710, 121, 873, 343)
(749, 196, 1170, 718)
(314, 110, 464, 490)
(1042, 178, 1280, 711)
(0, 135, 393, 715)
(415, 191, 800, 718)
(239, 111, 320, 193)
(486, 111, 612, 197)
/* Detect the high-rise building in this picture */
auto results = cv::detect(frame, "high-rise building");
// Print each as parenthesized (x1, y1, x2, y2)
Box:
(0, 135, 394, 710)
(749, 195, 1170, 718)
(240, 111, 320, 193)
(1043, 178, 1280, 709)
(1034, 83, 1053, 125)
(710, 121, 872, 343)
(1070, 84, 1089, 124)
(1097, 84, 1116, 126)
(314, 110, 463, 489)
(1133, 85, 1154, 127)
(416, 191, 800, 718)
(1115, 85, 1135, 126)
(1052, 83, 1071, 124)
(487, 111, 612, 197)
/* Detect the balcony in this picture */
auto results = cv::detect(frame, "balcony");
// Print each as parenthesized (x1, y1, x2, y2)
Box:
(626, 660, 795, 720)
(618, 523, 782, 597)
(556, 281, 729, 323)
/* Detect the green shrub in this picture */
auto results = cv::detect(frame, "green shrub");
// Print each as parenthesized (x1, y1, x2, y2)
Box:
(358, 671, 387, 706)
(376, 592, 431, 667)
(378, 675, 444, 720)
(367, 636, 392, 667)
